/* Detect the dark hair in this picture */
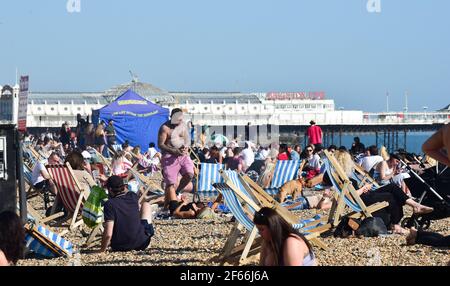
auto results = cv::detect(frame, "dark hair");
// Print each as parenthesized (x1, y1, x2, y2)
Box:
(149, 142, 155, 148)
(171, 108, 183, 117)
(338, 146, 347, 151)
(233, 147, 241, 156)
(389, 153, 401, 161)
(354, 137, 360, 143)
(253, 207, 313, 266)
(0, 211, 25, 265)
(122, 142, 129, 149)
(368, 145, 378, 156)
(65, 151, 85, 170)
(328, 145, 337, 151)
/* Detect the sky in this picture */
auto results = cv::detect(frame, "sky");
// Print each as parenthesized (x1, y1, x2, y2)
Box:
(0, 0, 449, 112)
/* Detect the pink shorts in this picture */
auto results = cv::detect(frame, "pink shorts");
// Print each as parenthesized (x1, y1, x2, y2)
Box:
(161, 153, 194, 186)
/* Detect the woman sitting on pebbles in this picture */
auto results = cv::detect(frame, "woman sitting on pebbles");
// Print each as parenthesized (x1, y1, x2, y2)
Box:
(254, 207, 316, 266)
(334, 149, 433, 234)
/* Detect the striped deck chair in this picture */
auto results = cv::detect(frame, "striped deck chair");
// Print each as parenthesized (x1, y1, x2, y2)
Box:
(196, 163, 225, 197)
(264, 160, 302, 196)
(24, 223, 74, 258)
(213, 170, 329, 265)
(322, 150, 389, 227)
(46, 163, 89, 232)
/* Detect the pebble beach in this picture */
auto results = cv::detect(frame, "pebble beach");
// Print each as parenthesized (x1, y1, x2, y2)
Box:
(19, 193, 450, 266)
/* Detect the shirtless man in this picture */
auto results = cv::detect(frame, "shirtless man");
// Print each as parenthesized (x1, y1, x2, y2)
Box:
(422, 124, 450, 167)
(158, 108, 194, 205)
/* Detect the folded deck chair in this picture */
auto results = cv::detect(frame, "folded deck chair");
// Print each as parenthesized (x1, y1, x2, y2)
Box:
(264, 160, 302, 196)
(195, 163, 225, 197)
(24, 223, 74, 258)
(46, 163, 89, 232)
(322, 150, 389, 227)
(213, 170, 329, 265)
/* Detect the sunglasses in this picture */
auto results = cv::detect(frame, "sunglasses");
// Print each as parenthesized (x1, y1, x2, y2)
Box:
(306, 149, 313, 152)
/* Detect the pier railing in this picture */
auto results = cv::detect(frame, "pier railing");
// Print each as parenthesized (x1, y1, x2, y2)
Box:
(362, 112, 449, 125)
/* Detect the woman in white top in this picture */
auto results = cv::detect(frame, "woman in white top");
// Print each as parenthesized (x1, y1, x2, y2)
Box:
(374, 154, 411, 195)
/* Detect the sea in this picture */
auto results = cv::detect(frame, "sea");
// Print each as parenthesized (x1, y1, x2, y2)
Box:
(289, 131, 435, 155)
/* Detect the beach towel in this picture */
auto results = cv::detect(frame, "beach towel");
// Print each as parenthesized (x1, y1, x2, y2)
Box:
(82, 186, 108, 228)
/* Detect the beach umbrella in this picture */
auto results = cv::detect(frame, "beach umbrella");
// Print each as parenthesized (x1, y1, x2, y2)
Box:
(211, 134, 229, 145)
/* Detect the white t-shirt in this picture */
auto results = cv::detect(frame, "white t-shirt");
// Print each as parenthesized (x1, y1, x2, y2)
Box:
(147, 147, 160, 165)
(241, 148, 255, 170)
(307, 154, 321, 170)
(360, 155, 384, 172)
(31, 161, 48, 185)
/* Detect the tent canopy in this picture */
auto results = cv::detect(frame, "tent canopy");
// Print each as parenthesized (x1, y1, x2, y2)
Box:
(92, 89, 169, 152)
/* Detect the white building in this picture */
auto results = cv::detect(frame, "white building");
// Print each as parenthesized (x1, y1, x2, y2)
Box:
(22, 81, 362, 128)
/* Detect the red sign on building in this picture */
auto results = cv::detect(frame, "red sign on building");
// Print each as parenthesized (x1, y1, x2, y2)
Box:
(18, 76, 29, 132)
(265, 92, 325, 100)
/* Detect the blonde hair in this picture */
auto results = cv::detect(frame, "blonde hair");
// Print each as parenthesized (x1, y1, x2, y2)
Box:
(380, 146, 390, 161)
(334, 150, 355, 177)
(95, 124, 104, 137)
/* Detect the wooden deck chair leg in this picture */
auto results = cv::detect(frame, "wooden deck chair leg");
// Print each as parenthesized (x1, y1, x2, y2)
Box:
(219, 222, 243, 265)
(332, 182, 349, 226)
(239, 227, 259, 265)
(85, 224, 103, 248)
(40, 212, 65, 224)
(70, 190, 85, 230)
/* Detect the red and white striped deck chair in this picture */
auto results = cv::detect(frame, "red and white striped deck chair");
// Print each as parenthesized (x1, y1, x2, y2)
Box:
(46, 162, 88, 232)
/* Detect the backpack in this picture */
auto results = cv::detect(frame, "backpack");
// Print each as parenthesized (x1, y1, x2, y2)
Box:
(82, 186, 108, 228)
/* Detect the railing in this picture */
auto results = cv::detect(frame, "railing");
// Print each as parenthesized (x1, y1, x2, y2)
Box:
(363, 112, 449, 125)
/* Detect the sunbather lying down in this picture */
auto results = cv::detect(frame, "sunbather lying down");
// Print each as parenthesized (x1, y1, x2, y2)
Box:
(276, 179, 333, 210)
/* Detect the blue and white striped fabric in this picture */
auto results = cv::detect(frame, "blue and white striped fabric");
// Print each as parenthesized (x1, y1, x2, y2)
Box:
(25, 225, 74, 258)
(217, 181, 324, 234)
(216, 184, 255, 232)
(197, 163, 224, 196)
(281, 196, 309, 211)
(323, 159, 362, 212)
(265, 160, 302, 195)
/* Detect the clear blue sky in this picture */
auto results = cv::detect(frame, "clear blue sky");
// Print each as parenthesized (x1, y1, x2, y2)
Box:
(1, 0, 449, 112)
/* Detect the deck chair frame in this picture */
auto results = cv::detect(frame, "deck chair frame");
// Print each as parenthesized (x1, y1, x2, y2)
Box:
(47, 162, 89, 232)
(215, 170, 329, 265)
(323, 150, 389, 227)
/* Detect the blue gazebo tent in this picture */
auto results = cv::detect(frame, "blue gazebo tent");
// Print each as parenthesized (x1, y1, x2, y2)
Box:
(92, 89, 169, 152)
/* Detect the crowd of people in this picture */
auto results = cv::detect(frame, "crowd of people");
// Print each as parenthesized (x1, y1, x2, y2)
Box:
(2, 110, 448, 266)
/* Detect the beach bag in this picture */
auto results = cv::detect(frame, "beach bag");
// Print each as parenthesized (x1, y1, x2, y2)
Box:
(82, 185, 108, 228)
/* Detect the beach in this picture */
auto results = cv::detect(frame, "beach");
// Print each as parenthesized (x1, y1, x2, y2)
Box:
(19, 194, 450, 266)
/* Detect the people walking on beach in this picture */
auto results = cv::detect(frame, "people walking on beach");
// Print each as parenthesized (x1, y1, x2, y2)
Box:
(253, 207, 316, 266)
(0, 211, 25, 266)
(158, 108, 194, 206)
(99, 176, 155, 252)
(306, 120, 323, 150)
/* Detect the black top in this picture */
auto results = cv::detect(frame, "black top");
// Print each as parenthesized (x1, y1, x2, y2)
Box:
(103, 192, 149, 251)
(105, 125, 116, 145)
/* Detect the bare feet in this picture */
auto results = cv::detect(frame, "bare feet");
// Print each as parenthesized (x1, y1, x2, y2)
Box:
(406, 228, 418, 245)
(413, 205, 434, 215)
